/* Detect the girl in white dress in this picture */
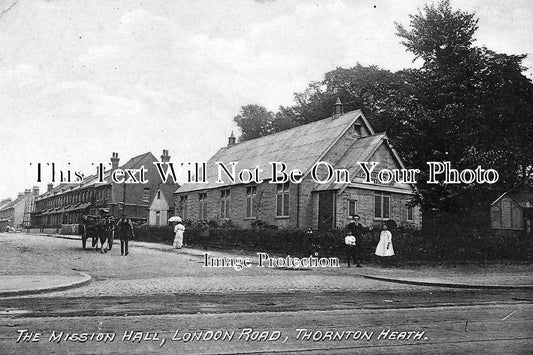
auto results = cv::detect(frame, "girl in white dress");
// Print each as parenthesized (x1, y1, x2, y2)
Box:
(375, 224, 394, 265)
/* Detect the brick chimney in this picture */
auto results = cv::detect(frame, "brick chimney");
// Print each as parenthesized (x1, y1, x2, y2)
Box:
(110, 152, 120, 170)
(24, 189, 31, 196)
(32, 186, 40, 196)
(47, 183, 53, 192)
(18, 192, 24, 198)
(161, 149, 170, 163)
(228, 131, 236, 147)
(332, 97, 344, 119)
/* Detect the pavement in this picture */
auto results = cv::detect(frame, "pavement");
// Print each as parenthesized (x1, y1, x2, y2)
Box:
(0, 273, 91, 297)
(0, 232, 532, 296)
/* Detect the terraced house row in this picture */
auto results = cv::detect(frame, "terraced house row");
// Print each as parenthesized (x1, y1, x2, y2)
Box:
(31, 151, 178, 229)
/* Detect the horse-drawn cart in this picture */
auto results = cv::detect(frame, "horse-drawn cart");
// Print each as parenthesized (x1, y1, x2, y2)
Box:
(81, 213, 115, 251)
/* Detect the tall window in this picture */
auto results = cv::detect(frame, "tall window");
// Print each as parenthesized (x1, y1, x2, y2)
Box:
(348, 199, 358, 218)
(374, 192, 390, 219)
(220, 189, 230, 219)
(407, 205, 413, 221)
(276, 182, 290, 217)
(245, 186, 257, 218)
(198, 193, 208, 220)
(143, 188, 150, 203)
(179, 195, 188, 219)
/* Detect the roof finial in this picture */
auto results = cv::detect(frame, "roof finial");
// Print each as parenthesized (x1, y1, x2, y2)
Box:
(228, 131, 236, 146)
(333, 97, 344, 119)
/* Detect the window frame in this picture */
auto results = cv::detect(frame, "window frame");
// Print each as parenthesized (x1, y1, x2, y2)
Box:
(374, 192, 391, 220)
(276, 182, 290, 218)
(179, 195, 188, 219)
(198, 193, 208, 220)
(245, 186, 257, 219)
(220, 189, 230, 219)
(143, 188, 150, 203)
(348, 199, 358, 218)
(407, 205, 414, 221)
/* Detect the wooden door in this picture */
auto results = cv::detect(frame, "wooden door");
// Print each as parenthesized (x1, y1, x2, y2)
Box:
(318, 191, 335, 231)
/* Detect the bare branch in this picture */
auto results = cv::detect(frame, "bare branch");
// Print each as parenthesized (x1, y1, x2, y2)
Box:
(0, 0, 17, 20)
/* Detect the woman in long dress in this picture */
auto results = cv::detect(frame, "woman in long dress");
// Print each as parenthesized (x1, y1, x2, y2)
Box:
(375, 224, 394, 265)
(173, 218, 185, 249)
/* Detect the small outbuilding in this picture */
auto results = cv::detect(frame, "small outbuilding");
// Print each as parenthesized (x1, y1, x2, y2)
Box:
(490, 183, 533, 235)
(148, 189, 174, 226)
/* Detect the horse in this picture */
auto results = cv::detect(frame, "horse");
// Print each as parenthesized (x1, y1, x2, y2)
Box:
(96, 217, 115, 253)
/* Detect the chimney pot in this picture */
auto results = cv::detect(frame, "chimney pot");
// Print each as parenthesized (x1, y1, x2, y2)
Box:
(110, 152, 120, 170)
(47, 183, 54, 192)
(161, 149, 170, 163)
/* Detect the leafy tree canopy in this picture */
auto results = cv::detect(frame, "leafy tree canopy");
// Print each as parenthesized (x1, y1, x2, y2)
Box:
(233, 0, 533, 216)
(233, 104, 275, 142)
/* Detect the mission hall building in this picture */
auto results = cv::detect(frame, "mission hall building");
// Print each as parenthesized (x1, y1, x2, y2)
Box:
(174, 101, 421, 230)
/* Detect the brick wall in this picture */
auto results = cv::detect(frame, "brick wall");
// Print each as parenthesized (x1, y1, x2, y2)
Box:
(110, 154, 179, 220)
(336, 187, 421, 229)
(175, 181, 300, 229)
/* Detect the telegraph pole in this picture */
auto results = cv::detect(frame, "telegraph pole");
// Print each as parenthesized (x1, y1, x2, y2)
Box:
(122, 182, 127, 217)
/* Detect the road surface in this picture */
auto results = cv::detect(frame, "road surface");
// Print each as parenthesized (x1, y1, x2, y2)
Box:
(0, 233, 531, 354)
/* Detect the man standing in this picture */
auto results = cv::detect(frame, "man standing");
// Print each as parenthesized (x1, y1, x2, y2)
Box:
(305, 227, 320, 257)
(345, 215, 363, 267)
(116, 215, 134, 256)
(200, 220, 209, 250)
(347, 215, 363, 238)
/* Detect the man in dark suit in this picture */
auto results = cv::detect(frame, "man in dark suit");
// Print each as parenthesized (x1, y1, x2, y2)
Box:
(116, 215, 134, 256)
(200, 220, 209, 250)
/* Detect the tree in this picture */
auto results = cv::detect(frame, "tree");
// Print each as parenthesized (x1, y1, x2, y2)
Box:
(394, 0, 533, 216)
(233, 0, 533, 222)
(233, 105, 275, 142)
(396, 0, 478, 70)
(264, 64, 415, 137)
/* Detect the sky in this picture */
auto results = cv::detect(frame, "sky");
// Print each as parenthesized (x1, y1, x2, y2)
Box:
(0, 0, 532, 199)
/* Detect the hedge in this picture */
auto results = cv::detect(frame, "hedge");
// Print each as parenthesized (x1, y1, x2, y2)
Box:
(133, 224, 533, 262)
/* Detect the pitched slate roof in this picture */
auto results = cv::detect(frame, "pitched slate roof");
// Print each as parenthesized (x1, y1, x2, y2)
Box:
(491, 183, 533, 208)
(0, 194, 26, 211)
(177, 110, 369, 193)
(313, 132, 387, 191)
(35, 152, 157, 201)
(79, 152, 156, 187)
